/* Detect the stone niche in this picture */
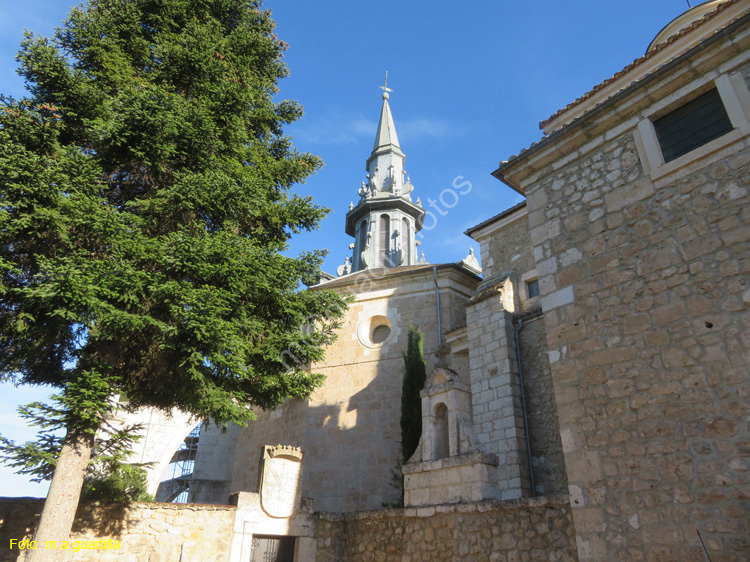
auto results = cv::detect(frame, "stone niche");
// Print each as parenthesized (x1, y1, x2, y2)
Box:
(402, 366, 499, 507)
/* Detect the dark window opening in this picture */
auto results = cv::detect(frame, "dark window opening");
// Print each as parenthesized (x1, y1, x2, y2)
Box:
(379, 215, 392, 267)
(401, 218, 410, 264)
(653, 88, 733, 163)
(527, 279, 540, 298)
(369, 315, 392, 345)
(372, 324, 391, 344)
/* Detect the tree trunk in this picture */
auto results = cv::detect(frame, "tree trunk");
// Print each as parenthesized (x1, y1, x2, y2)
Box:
(27, 428, 94, 562)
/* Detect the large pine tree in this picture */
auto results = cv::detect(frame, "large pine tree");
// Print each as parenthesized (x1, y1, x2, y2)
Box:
(0, 1, 347, 558)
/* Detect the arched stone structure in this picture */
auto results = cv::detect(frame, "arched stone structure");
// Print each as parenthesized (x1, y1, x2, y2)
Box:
(402, 366, 499, 507)
(106, 405, 198, 495)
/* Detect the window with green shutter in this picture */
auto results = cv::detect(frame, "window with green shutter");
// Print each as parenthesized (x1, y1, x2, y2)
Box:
(653, 88, 733, 163)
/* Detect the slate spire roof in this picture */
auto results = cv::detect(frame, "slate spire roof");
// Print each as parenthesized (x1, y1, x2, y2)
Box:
(372, 92, 401, 152)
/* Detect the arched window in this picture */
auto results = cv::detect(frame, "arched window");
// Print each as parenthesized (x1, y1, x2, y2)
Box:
(357, 220, 367, 268)
(401, 218, 410, 264)
(433, 403, 449, 460)
(379, 215, 391, 267)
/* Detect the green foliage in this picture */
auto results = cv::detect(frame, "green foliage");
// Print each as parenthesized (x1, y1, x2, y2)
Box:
(81, 464, 153, 502)
(401, 327, 426, 463)
(0, 401, 63, 482)
(0, 397, 153, 501)
(382, 458, 404, 509)
(0, 0, 348, 440)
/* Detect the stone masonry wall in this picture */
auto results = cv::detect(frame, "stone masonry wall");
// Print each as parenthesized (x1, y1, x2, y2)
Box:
(0, 498, 41, 562)
(0, 498, 235, 562)
(525, 125, 750, 562)
(230, 266, 478, 513)
(519, 316, 568, 496)
(466, 292, 530, 499)
(470, 205, 568, 497)
(315, 495, 577, 562)
(479, 213, 535, 286)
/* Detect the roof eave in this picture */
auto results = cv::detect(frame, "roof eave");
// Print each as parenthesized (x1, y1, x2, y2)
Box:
(464, 200, 527, 239)
(493, 10, 750, 186)
(540, 0, 743, 133)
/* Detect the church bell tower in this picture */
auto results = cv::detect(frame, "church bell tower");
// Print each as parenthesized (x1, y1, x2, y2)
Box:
(339, 82, 426, 276)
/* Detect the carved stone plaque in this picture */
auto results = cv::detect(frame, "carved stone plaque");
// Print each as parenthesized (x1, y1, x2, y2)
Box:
(260, 445, 303, 518)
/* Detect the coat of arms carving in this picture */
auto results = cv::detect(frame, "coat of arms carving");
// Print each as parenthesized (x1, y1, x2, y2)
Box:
(259, 445, 304, 518)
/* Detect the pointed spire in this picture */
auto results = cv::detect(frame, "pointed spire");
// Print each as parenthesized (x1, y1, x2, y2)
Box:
(373, 72, 400, 152)
(372, 93, 400, 152)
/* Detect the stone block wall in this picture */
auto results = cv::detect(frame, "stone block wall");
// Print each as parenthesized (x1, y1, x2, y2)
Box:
(403, 453, 499, 507)
(466, 287, 530, 499)
(477, 210, 535, 284)
(315, 496, 577, 562)
(0, 498, 42, 562)
(2, 495, 577, 562)
(518, 316, 568, 496)
(470, 206, 540, 316)
(0, 498, 235, 562)
(467, 204, 567, 498)
(229, 265, 479, 513)
(524, 109, 750, 559)
(492, 9, 750, 561)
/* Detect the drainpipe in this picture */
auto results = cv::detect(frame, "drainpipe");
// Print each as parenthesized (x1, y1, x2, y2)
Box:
(513, 317, 536, 496)
(432, 267, 442, 346)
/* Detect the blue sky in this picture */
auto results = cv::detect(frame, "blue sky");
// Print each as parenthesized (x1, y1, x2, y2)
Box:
(0, 0, 702, 496)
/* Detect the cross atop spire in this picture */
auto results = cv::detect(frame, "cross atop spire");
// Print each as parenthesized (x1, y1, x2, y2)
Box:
(379, 71, 393, 99)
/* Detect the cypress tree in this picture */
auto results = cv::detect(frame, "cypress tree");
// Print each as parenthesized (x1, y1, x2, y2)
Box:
(401, 327, 427, 463)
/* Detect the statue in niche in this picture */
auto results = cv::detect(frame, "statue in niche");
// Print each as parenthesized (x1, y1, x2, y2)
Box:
(392, 229, 404, 265)
(360, 229, 371, 269)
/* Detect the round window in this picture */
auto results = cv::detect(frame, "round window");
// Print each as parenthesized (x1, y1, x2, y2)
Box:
(372, 324, 391, 344)
(361, 314, 392, 347)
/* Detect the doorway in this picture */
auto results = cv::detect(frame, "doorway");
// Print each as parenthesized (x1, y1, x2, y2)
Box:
(250, 535, 296, 562)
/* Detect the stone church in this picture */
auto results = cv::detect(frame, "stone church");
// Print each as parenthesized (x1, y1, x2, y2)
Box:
(6, 1, 746, 561)
(140, 79, 569, 512)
